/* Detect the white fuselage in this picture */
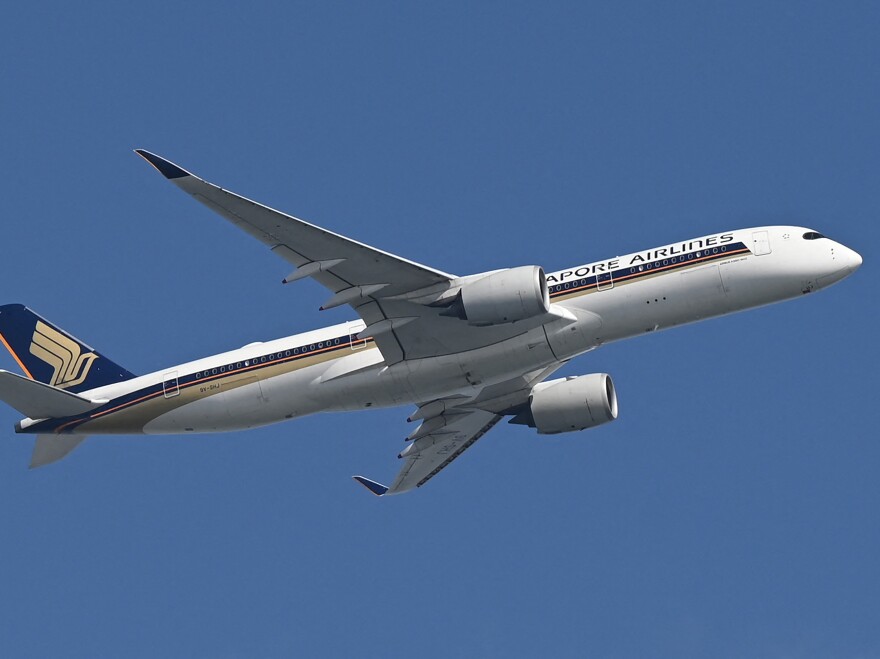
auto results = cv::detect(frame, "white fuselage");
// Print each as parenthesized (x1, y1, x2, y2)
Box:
(18, 226, 861, 437)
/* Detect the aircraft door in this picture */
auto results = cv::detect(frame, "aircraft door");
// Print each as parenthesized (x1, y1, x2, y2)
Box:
(752, 230, 772, 256)
(162, 370, 179, 398)
(349, 322, 367, 350)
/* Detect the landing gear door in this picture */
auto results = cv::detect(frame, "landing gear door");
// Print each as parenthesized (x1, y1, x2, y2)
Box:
(752, 231, 772, 256)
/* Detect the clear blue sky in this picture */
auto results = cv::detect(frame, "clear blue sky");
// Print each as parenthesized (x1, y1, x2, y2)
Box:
(1, 2, 878, 657)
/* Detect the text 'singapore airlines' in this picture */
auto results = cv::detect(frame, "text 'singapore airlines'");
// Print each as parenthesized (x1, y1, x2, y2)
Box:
(0, 152, 861, 495)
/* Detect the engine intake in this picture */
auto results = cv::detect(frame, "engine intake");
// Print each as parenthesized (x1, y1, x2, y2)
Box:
(443, 266, 549, 326)
(511, 374, 618, 434)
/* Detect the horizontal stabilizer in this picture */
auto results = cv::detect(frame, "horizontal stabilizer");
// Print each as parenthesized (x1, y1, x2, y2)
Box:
(0, 370, 104, 419)
(352, 476, 389, 497)
(30, 435, 87, 468)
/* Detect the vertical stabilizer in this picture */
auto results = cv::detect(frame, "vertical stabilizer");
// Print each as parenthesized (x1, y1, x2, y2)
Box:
(30, 435, 87, 468)
(0, 304, 135, 394)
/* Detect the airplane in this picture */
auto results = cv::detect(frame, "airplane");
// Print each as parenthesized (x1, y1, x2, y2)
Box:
(0, 150, 862, 495)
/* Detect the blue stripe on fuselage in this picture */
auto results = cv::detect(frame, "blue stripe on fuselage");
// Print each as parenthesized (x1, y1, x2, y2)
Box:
(548, 242, 750, 298)
(25, 332, 370, 434)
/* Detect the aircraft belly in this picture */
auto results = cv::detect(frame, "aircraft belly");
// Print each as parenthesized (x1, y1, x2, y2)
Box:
(402, 328, 557, 401)
(719, 257, 805, 308)
(544, 308, 603, 360)
(142, 393, 243, 434)
(142, 365, 327, 434)
(571, 265, 734, 341)
(678, 265, 731, 321)
(315, 348, 410, 411)
(82, 383, 231, 435)
(316, 327, 559, 409)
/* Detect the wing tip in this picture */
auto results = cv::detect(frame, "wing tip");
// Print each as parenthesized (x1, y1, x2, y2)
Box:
(353, 475, 389, 497)
(134, 149, 191, 180)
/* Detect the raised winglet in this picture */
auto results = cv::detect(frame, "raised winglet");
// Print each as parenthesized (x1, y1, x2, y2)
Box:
(352, 475, 389, 497)
(134, 150, 192, 180)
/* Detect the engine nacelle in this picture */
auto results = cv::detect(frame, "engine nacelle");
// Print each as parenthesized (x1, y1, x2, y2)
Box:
(451, 266, 549, 326)
(512, 374, 618, 434)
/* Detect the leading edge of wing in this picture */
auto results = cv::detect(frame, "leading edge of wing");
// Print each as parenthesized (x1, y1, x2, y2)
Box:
(133, 149, 456, 281)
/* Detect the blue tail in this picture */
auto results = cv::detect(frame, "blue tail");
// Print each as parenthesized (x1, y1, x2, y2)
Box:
(0, 304, 136, 394)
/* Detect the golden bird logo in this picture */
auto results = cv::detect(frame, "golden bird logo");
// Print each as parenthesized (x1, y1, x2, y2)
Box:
(29, 321, 98, 389)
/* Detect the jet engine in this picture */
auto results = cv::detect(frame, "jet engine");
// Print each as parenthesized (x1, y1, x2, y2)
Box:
(442, 266, 549, 326)
(511, 374, 618, 434)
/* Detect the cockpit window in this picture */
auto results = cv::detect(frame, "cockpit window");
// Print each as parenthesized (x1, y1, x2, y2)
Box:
(802, 231, 826, 240)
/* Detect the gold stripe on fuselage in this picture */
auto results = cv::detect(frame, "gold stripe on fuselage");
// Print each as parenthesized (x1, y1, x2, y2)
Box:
(66, 340, 378, 434)
(550, 248, 750, 304)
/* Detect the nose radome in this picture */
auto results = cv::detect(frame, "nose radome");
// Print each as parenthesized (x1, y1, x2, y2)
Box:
(815, 241, 862, 290)
(851, 249, 863, 271)
(843, 245, 862, 272)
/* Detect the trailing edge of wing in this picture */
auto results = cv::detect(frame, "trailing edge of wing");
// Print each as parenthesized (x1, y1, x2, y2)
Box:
(354, 410, 502, 496)
(351, 366, 563, 496)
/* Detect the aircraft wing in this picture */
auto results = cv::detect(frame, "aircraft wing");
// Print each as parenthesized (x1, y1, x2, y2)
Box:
(354, 410, 503, 496)
(136, 150, 563, 366)
(353, 363, 564, 495)
(136, 150, 456, 364)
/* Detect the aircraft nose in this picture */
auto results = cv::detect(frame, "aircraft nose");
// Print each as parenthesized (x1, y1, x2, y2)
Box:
(812, 239, 862, 290)
(844, 246, 863, 273)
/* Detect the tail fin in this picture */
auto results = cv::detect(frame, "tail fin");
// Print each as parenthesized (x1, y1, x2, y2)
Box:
(0, 304, 136, 394)
(31, 435, 88, 468)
